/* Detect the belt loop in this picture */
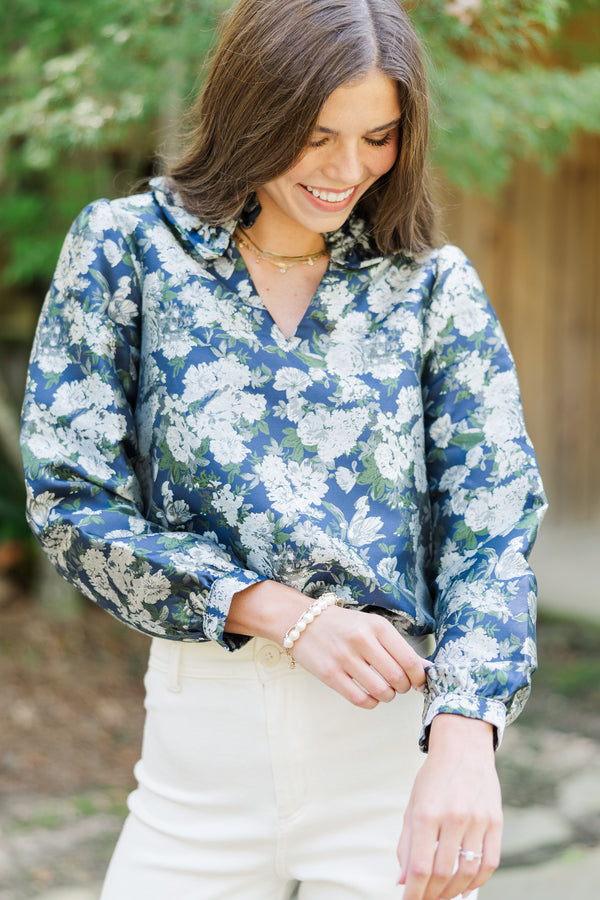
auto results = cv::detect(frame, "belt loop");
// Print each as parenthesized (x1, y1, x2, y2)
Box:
(167, 642, 183, 693)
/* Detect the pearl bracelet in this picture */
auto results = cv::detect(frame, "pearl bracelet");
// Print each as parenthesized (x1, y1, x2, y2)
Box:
(283, 592, 343, 667)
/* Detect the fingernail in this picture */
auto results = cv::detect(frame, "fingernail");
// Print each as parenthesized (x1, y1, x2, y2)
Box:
(414, 683, 425, 693)
(396, 866, 404, 885)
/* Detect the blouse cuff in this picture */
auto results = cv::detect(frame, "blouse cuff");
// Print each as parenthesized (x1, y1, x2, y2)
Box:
(419, 689, 507, 753)
(205, 570, 265, 649)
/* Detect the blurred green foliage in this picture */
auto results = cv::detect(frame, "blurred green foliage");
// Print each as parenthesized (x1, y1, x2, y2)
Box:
(1, 0, 230, 296)
(1, 0, 599, 298)
(409, 0, 600, 190)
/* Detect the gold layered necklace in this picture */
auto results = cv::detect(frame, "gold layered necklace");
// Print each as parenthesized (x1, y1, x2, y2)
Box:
(234, 227, 329, 274)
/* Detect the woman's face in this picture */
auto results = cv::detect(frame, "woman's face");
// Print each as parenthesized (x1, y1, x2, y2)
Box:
(255, 68, 401, 243)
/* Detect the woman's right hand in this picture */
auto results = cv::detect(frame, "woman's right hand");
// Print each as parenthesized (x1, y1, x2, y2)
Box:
(226, 581, 428, 706)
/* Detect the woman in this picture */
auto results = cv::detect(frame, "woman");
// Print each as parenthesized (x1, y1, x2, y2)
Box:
(20, 1, 547, 898)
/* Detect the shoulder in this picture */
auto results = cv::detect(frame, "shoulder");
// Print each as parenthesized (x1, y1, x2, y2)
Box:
(70, 190, 163, 243)
(394, 243, 473, 279)
(392, 243, 488, 309)
(367, 244, 473, 304)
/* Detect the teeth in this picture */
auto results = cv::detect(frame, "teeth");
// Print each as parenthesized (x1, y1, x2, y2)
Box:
(305, 185, 354, 203)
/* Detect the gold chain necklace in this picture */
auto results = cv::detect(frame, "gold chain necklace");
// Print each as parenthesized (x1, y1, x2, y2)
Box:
(234, 227, 329, 275)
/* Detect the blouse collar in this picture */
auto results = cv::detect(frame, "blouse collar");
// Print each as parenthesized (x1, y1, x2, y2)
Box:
(150, 176, 386, 270)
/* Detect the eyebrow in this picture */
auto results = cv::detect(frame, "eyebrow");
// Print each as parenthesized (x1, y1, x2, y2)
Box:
(315, 118, 401, 136)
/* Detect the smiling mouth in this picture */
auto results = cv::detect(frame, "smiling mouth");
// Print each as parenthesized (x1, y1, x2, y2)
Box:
(302, 184, 357, 204)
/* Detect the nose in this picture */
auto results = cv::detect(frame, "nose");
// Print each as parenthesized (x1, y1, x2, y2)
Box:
(322, 140, 365, 185)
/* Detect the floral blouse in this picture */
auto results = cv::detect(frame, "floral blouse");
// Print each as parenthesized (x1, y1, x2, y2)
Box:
(20, 177, 547, 747)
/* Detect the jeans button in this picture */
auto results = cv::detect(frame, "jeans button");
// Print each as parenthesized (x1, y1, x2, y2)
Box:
(257, 644, 282, 668)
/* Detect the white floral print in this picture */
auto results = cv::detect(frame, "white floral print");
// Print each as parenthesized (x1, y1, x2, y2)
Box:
(21, 178, 547, 749)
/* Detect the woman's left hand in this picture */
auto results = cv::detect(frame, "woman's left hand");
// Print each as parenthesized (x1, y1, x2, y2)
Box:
(397, 714, 502, 900)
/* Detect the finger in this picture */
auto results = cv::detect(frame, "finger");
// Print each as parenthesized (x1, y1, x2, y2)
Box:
(366, 656, 412, 695)
(350, 663, 400, 702)
(397, 810, 413, 885)
(401, 814, 439, 900)
(464, 816, 503, 892)
(378, 629, 428, 691)
(401, 651, 429, 691)
(333, 672, 380, 709)
(434, 828, 483, 900)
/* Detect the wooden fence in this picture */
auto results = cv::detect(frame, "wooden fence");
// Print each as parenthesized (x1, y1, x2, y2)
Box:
(438, 134, 600, 523)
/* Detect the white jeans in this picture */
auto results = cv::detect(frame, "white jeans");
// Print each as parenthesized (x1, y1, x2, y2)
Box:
(101, 635, 473, 900)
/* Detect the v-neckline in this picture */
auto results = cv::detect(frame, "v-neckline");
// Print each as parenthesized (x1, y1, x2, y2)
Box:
(231, 241, 331, 341)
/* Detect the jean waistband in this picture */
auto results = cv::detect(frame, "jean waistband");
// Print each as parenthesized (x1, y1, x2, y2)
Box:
(148, 630, 435, 685)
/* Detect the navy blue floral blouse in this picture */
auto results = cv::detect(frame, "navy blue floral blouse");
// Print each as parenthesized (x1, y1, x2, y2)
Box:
(20, 177, 547, 747)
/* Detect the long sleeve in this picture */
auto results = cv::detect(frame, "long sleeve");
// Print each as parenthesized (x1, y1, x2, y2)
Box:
(20, 201, 263, 646)
(420, 246, 547, 748)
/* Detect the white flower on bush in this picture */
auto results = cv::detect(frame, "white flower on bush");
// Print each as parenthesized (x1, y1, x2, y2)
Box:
(374, 431, 414, 481)
(50, 373, 113, 417)
(212, 254, 235, 280)
(386, 257, 432, 294)
(184, 283, 225, 327)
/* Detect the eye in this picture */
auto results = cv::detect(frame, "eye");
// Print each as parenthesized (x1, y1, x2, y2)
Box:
(364, 133, 394, 148)
(308, 136, 329, 148)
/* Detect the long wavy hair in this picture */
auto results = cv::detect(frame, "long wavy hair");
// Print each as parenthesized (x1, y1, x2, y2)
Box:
(168, 0, 436, 254)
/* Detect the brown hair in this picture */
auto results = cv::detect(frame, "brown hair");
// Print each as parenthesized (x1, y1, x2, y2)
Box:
(168, 0, 436, 254)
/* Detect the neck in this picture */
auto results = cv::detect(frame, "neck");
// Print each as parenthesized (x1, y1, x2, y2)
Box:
(249, 198, 326, 258)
